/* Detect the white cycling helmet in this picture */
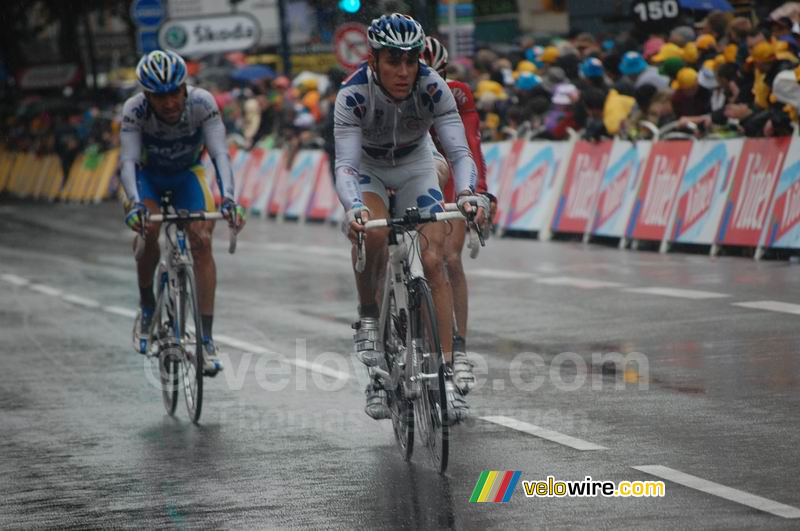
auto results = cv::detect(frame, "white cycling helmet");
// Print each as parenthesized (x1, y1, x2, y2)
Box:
(368, 13, 425, 52)
(423, 36, 449, 72)
(136, 50, 187, 93)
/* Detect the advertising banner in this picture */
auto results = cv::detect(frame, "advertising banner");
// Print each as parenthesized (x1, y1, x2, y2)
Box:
(716, 137, 791, 247)
(627, 140, 692, 242)
(764, 135, 800, 249)
(590, 140, 652, 238)
(236, 148, 265, 208)
(305, 153, 340, 221)
(270, 150, 322, 219)
(551, 140, 612, 234)
(501, 141, 567, 232)
(250, 149, 285, 216)
(483, 140, 514, 227)
(668, 138, 742, 245)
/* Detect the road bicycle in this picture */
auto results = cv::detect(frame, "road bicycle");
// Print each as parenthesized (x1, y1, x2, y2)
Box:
(355, 203, 484, 473)
(134, 193, 236, 423)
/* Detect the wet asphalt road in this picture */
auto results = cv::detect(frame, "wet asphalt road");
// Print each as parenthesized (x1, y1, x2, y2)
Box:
(1, 200, 800, 529)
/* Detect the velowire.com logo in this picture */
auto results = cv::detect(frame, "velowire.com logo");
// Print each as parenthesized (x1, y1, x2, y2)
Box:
(469, 471, 522, 503)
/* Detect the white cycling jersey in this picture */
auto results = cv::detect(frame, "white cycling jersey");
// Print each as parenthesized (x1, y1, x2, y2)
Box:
(333, 62, 477, 211)
(119, 85, 235, 203)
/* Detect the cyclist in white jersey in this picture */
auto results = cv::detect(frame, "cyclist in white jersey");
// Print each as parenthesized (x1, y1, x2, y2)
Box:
(119, 50, 245, 373)
(334, 14, 488, 421)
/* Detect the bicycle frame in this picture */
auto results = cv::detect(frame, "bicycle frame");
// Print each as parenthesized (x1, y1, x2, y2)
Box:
(373, 227, 424, 397)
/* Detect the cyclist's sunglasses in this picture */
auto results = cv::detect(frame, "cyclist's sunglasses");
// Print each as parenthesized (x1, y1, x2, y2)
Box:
(384, 47, 421, 64)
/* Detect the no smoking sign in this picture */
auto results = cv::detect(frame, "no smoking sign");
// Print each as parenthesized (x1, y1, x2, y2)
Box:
(335, 23, 370, 70)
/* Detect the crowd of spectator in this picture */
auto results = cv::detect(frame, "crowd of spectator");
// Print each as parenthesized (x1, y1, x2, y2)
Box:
(6, 1, 800, 171)
(466, 2, 800, 141)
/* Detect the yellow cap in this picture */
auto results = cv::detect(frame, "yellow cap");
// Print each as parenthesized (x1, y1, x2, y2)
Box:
(683, 42, 699, 65)
(696, 34, 717, 50)
(775, 40, 800, 63)
(476, 79, 506, 98)
(748, 41, 775, 63)
(652, 43, 684, 63)
(540, 46, 560, 64)
(517, 60, 538, 73)
(299, 78, 318, 92)
(671, 67, 698, 90)
(702, 59, 717, 71)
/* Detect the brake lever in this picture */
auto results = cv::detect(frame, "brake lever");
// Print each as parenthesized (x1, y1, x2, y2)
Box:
(355, 231, 366, 273)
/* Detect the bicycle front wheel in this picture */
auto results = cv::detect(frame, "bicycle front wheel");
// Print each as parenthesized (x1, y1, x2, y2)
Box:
(409, 277, 448, 474)
(176, 266, 203, 423)
(155, 264, 179, 416)
(384, 290, 413, 461)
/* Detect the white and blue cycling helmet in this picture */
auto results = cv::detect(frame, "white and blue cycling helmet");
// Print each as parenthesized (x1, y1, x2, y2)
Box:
(368, 13, 425, 52)
(136, 50, 187, 93)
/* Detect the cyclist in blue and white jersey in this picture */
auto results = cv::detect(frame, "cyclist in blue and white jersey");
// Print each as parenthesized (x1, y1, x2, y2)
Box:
(119, 50, 245, 373)
(334, 14, 488, 421)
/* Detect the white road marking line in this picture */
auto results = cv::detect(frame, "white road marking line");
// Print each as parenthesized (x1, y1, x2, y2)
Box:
(61, 294, 101, 308)
(1, 273, 30, 286)
(623, 287, 730, 299)
(732, 301, 800, 316)
(537, 276, 625, 289)
(104, 306, 137, 318)
(12, 272, 351, 384)
(480, 415, 607, 451)
(292, 357, 351, 382)
(633, 465, 800, 519)
(208, 334, 350, 382)
(470, 269, 534, 280)
(29, 284, 63, 297)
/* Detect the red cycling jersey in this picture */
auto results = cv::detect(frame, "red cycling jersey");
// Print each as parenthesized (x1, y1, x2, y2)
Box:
(434, 80, 488, 201)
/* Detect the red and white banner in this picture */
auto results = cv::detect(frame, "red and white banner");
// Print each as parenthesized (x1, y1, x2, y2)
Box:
(551, 140, 612, 234)
(667, 139, 741, 246)
(235, 147, 263, 207)
(305, 154, 339, 221)
(484, 141, 514, 227)
(250, 149, 286, 215)
(627, 140, 692, 242)
(762, 135, 800, 249)
(590, 140, 652, 238)
(269, 150, 324, 219)
(716, 137, 790, 247)
(497, 141, 567, 232)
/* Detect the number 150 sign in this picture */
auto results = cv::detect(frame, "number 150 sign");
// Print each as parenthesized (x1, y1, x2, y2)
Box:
(632, 0, 680, 23)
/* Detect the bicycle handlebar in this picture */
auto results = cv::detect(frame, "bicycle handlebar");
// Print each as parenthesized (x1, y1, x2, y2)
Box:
(134, 211, 237, 257)
(355, 206, 486, 273)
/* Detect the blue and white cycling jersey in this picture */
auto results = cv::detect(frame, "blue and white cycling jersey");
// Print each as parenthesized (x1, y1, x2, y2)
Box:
(333, 62, 477, 211)
(119, 85, 234, 203)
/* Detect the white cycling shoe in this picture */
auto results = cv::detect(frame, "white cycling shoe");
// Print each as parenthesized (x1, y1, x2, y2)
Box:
(201, 339, 224, 376)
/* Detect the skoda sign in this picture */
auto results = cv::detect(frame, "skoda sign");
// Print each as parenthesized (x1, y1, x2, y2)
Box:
(158, 14, 261, 56)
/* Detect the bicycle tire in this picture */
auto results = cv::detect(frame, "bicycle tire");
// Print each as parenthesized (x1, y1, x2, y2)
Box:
(154, 265, 179, 416)
(177, 266, 203, 423)
(409, 277, 449, 474)
(384, 290, 413, 461)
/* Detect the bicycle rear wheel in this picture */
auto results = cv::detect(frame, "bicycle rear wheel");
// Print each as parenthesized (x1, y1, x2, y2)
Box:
(176, 266, 203, 423)
(409, 277, 448, 474)
(384, 290, 413, 461)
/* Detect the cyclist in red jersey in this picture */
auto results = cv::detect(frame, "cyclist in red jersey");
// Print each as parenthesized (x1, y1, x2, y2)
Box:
(423, 36, 496, 394)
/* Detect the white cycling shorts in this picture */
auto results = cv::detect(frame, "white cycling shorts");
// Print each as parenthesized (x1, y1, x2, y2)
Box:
(358, 148, 444, 216)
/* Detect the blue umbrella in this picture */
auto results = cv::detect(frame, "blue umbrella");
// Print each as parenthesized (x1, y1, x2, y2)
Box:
(678, 0, 732, 12)
(230, 64, 277, 83)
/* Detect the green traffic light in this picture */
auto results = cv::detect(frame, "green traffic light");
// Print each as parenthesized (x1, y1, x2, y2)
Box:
(338, 0, 360, 13)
